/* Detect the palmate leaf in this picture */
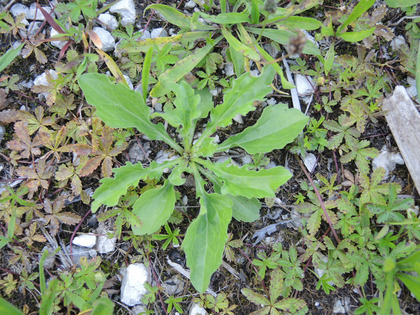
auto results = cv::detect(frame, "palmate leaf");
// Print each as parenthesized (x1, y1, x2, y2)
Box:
(78, 74, 181, 152)
(217, 104, 308, 154)
(198, 159, 291, 199)
(131, 180, 176, 235)
(91, 160, 179, 212)
(182, 192, 232, 292)
(241, 288, 270, 306)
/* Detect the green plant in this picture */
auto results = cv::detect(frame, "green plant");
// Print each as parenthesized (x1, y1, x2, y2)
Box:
(78, 66, 308, 292)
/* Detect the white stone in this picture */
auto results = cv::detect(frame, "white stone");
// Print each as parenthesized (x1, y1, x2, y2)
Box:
(185, 0, 197, 9)
(333, 299, 345, 314)
(250, 69, 260, 77)
(241, 155, 252, 165)
(151, 28, 168, 38)
(10, 4, 29, 18)
(303, 153, 317, 172)
(27, 4, 55, 21)
(295, 74, 315, 105)
(372, 146, 404, 180)
(92, 27, 115, 52)
(190, 303, 207, 315)
(50, 28, 65, 50)
(72, 233, 97, 248)
(98, 13, 119, 30)
(407, 77, 417, 98)
(110, 0, 136, 26)
(34, 70, 58, 99)
(96, 230, 116, 254)
(390, 35, 406, 51)
(140, 30, 151, 40)
(224, 62, 234, 76)
(233, 114, 243, 124)
(120, 263, 149, 306)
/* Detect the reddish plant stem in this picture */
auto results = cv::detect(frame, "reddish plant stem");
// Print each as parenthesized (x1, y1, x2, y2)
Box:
(146, 251, 169, 315)
(69, 209, 91, 258)
(296, 156, 341, 244)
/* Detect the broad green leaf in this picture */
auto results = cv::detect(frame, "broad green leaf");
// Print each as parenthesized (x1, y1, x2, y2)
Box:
(78, 74, 181, 151)
(274, 298, 308, 313)
(217, 104, 308, 154)
(385, 0, 419, 7)
(0, 43, 24, 73)
(338, 0, 375, 34)
(0, 298, 24, 315)
(205, 169, 261, 222)
(198, 66, 275, 141)
(274, 16, 322, 31)
(131, 180, 176, 235)
(199, 12, 250, 24)
(270, 268, 284, 302)
(196, 88, 214, 119)
(227, 46, 245, 76)
(241, 288, 270, 306)
(221, 26, 260, 61)
(91, 160, 179, 212)
(156, 80, 201, 145)
(338, 27, 375, 43)
(398, 274, 420, 302)
(151, 36, 222, 97)
(246, 27, 321, 57)
(199, 159, 291, 198)
(90, 297, 114, 315)
(182, 192, 232, 292)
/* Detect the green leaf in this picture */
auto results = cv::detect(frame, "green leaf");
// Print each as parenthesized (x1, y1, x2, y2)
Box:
(227, 46, 245, 76)
(151, 37, 222, 97)
(251, 0, 259, 24)
(131, 180, 176, 235)
(182, 192, 232, 292)
(199, 12, 251, 24)
(199, 159, 291, 199)
(270, 268, 284, 302)
(198, 66, 275, 142)
(398, 273, 420, 302)
(275, 16, 323, 31)
(324, 44, 334, 76)
(416, 41, 420, 104)
(0, 43, 24, 73)
(90, 297, 114, 315)
(241, 288, 270, 306)
(385, 0, 419, 7)
(338, 27, 375, 43)
(91, 160, 178, 212)
(338, 0, 375, 34)
(217, 104, 308, 154)
(0, 297, 24, 315)
(221, 26, 260, 61)
(78, 74, 181, 152)
(40, 278, 59, 315)
(142, 46, 153, 103)
(145, 4, 195, 30)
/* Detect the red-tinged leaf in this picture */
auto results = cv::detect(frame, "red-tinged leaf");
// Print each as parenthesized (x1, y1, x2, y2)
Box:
(16, 166, 37, 179)
(241, 288, 270, 306)
(37, 4, 65, 34)
(60, 143, 92, 155)
(108, 143, 127, 156)
(88, 30, 103, 50)
(55, 212, 81, 225)
(55, 164, 74, 181)
(32, 234, 47, 243)
(79, 155, 103, 177)
(101, 156, 113, 178)
(58, 40, 73, 62)
(7, 121, 41, 158)
(34, 47, 48, 64)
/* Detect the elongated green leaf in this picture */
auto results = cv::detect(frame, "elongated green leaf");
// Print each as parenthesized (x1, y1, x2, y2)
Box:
(78, 74, 181, 151)
(151, 37, 222, 97)
(251, 0, 259, 24)
(221, 26, 260, 61)
(398, 273, 420, 302)
(324, 44, 334, 75)
(0, 43, 24, 73)
(0, 298, 24, 315)
(142, 47, 153, 103)
(199, 66, 275, 142)
(275, 16, 323, 31)
(200, 12, 250, 24)
(227, 46, 245, 76)
(205, 169, 261, 222)
(182, 192, 232, 292)
(40, 279, 59, 315)
(91, 160, 179, 212)
(198, 159, 291, 198)
(145, 4, 193, 30)
(246, 27, 321, 57)
(385, 0, 419, 7)
(338, 27, 375, 43)
(156, 80, 201, 145)
(338, 0, 375, 34)
(218, 104, 308, 154)
(416, 41, 420, 103)
(131, 180, 176, 235)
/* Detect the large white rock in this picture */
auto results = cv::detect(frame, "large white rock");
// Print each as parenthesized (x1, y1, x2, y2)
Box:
(96, 230, 116, 254)
(295, 74, 315, 105)
(190, 303, 207, 315)
(72, 233, 97, 248)
(50, 28, 65, 50)
(97, 13, 119, 30)
(10, 4, 30, 18)
(151, 27, 168, 38)
(92, 27, 115, 52)
(27, 3, 55, 21)
(110, 0, 136, 26)
(372, 146, 404, 180)
(120, 263, 149, 306)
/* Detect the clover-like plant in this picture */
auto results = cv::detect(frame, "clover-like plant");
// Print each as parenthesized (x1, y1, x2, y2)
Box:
(78, 66, 308, 292)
